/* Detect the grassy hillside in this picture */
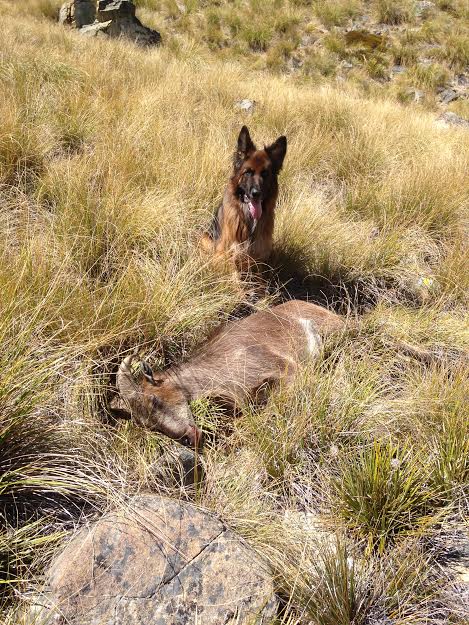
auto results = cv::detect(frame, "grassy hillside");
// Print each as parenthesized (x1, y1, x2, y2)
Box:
(0, 1, 468, 623)
(134, 0, 469, 118)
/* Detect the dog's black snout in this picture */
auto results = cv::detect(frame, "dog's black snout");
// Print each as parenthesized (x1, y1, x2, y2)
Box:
(250, 187, 261, 199)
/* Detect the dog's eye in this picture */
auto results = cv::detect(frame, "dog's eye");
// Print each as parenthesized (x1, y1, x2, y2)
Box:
(244, 169, 254, 176)
(261, 170, 268, 178)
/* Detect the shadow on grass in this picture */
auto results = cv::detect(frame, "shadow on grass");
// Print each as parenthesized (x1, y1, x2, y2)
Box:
(268, 248, 380, 315)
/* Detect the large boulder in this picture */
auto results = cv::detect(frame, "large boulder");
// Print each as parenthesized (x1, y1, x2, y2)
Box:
(37, 495, 277, 624)
(90, 0, 161, 46)
(59, 0, 161, 46)
(58, 0, 96, 28)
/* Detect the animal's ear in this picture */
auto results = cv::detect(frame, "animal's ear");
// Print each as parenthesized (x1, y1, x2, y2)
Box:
(266, 135, 287, 173)
(234, 126, 256, 171)
(141, 361, 163, 387)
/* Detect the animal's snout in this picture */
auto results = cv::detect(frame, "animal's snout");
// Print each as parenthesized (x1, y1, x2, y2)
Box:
(181, 425, 203, 449)
(250, 187, 261, 199)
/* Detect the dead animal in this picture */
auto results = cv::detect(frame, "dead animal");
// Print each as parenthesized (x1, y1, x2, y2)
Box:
(113, 300, 345, 448)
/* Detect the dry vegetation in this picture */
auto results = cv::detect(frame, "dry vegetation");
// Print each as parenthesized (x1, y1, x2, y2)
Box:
(0, 0, 468, 623)
(133, 0, 469, 119)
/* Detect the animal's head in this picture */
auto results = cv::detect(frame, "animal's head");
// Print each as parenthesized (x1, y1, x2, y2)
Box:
(232, 126, 287, 227)
(116, 355, 202, 448)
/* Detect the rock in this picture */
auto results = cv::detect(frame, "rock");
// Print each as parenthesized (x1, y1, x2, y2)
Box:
(436, 112, 469, 128)
(37, 495, 277, 625)
(439, 88, 459, 104)
(92, 0, 162, 46)
(415, 0, 435, 17)
(300, 33, 317, 47)
(80, 19, 113, 38)
(290, 56, 303, 69)
(391, 64, 406, 74)
(97, 0, 133, 20)
(58, 0, 96, 28)
(160, 447, 204, 487)
(59, 0, 162, 46)
(406, 87, 424, 103)
(235, 99, 256, 114)
(455, 74, 468, 87)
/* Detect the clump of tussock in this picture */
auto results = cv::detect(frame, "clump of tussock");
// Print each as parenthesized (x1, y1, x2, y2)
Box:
(330, 440, 443, 554)
(375, 0, 415, 24)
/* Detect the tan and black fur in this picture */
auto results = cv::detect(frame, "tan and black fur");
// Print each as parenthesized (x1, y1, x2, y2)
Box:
(201, 126, 287, 271)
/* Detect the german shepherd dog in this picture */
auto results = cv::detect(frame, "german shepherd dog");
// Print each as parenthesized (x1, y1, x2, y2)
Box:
(201, 126, 287, 272)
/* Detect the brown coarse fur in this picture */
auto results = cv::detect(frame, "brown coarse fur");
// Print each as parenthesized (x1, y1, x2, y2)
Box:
(201, 126, 287, 272)
(115, 300, 344, 447)
(179, 300, 345, 403)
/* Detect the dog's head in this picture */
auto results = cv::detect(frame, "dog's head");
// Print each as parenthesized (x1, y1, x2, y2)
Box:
(232, 126, 287, 227)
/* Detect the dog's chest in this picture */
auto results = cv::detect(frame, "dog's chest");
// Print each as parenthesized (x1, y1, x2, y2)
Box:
(248, 215, 274, 261)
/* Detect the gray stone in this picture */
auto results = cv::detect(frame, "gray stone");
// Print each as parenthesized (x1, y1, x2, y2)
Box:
(290, 56, 303, 69)
(236, 99, 256, 113)
(455, 74, 468, 87)
(94, 0, 162, 46)
(80, 19, 113, 37)
(58, 0, 96, 28)
(60, 0, 162, 46)
(161, 447, 204, 487)
(97, 0, 135, 20)
(436, 112, 469, 128)
(391, 65, 406, 74)
(415, 0, 435, 16)
(176, 448, 202, 486)
(37, 495, 277, 625)
(407, 88, 424, 103)
(439, 88, 459, 104)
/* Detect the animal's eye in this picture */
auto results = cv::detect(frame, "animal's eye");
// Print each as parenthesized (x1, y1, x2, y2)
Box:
(261, 170, 268, 177)
(244, 169, 254, 176)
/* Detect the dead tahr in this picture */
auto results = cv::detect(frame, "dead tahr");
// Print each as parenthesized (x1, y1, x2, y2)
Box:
(114, 301, 344, 448)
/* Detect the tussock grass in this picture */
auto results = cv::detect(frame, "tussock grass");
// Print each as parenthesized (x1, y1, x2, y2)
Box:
(331, 440, 441, 553)
(0, 3, 468, 623)
(314, 0, 363, 28)
(129, 0, 469, 119)
(375, 0, 414, 24)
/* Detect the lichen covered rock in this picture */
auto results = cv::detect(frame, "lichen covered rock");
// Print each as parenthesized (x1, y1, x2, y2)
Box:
(39, 495, 277, 624)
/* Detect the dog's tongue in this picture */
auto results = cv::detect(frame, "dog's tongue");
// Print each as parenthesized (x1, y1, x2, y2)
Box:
(248, 199, 262, 221)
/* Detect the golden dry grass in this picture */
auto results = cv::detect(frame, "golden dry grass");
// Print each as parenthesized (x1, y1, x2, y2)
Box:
(0, 3, 468, 624)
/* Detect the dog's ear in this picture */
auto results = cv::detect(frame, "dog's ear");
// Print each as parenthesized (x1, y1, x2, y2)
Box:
(234, 126, 256, 171)
(266, 135, 287, 173)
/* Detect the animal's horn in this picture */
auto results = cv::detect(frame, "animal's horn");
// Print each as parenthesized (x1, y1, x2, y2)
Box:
(117, 352, 140, 403)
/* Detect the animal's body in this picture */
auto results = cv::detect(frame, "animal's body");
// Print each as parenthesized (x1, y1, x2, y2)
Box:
(200, 126, 287, 271)
(116, 301, 344, 447)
